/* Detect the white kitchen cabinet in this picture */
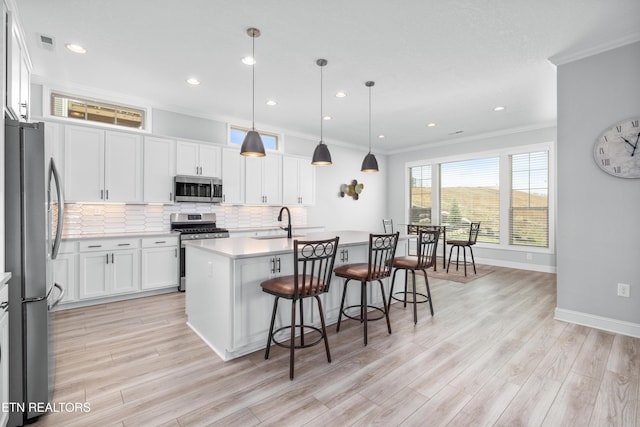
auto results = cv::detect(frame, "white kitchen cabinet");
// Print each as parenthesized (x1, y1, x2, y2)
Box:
(78, 239, 140, 299)
(64, 125, 143, 203)
(140, 237, 179, 290)
(0, 285, 9, 427)
(144, 136, 175, 203)
(5, 11, 31, 121)
(245, 155, 282, 205)
(51, 241, 78, 304)
(221, 147, 243, 204)
(282, 155, 315, 206)
(176, 141, 221, 177)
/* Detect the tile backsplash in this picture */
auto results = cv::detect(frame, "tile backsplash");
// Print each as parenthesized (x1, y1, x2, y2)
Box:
(61, 203, 308, 235)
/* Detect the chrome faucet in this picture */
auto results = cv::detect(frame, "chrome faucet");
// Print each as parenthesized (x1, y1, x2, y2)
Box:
(277, 206, 292, 238)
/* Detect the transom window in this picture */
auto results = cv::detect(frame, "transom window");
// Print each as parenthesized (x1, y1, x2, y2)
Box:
(229, 126, 280, 151)
(408, 145, 551, 249)
(50, 92, 146, 129)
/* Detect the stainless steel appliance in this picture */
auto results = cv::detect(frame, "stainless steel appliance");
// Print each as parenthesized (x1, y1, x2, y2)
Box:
(5, 120, 65, 426)
(170, 213, 229, 291)
(174, 176, 222, 203)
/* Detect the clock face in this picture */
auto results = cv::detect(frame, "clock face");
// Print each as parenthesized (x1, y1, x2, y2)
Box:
(593, 117, 640, 178)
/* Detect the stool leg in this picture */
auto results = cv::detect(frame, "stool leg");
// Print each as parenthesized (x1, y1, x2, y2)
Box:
(379, 279, 392, 334)
(315, 295, 331, 363)
(299, 299, 305, 347)
(446, 245, 454, 273)
(463, 246, 467, 276)
(336, 279, 349, 333)
(362, 281, 368, 346)
(469, 246, 477, 274)
(388, 268, 399, 311)
(422, 269, 434, 316)
(411, 270, 418, 324)
(265, 296, 279, 359)
(289, 298, 296, 380)
(403, 270, 408, 308)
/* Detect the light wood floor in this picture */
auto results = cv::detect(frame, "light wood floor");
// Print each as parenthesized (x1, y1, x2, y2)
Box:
(33, 266, 639, 427)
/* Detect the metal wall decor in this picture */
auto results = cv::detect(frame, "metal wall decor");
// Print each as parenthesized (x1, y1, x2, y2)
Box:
(339, 179, 364, 200)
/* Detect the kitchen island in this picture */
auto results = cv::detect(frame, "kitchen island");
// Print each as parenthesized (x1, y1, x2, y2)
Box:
(184, 231, 407, 361)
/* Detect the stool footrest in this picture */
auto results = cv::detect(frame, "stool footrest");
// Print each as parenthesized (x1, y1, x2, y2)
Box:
(270, 325, 325, 350)
(341, 304, 386, 322)
(390, 291, 430, 305)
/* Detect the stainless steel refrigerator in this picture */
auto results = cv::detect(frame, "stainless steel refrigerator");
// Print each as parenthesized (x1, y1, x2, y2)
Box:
(5, 120, 65, 426)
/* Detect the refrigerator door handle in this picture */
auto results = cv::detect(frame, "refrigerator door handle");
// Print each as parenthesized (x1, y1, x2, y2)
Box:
(48, 283, 65, 310)
(49, 158, 65, 260)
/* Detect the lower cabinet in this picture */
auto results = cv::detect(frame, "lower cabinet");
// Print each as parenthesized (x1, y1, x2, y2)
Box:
(0, 286, 9, 427)
(55, 235, 179, 309)
(141, 237, 179, 290)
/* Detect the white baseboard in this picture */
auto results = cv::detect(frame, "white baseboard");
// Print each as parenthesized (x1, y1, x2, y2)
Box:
(554, 308, 640, 338)
(475, 257, 557, 273)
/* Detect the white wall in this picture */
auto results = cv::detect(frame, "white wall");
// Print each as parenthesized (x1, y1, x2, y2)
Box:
(555, 41, 640, 332)
(386, 126, 557, 271)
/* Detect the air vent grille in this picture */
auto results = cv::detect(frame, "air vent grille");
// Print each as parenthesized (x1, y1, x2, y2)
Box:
(39, 34, 55, 50)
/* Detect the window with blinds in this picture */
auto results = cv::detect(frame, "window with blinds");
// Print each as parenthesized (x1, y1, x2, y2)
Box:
(229, 126, 280, 151)
(409, 165, 432, 225)
(510, 151, 549, 247)
(440, 157, 500, 243)
(50, 92, 146, 129)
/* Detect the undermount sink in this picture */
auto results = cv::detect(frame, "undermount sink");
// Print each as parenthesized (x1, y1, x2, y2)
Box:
(251, 234, 305, 240)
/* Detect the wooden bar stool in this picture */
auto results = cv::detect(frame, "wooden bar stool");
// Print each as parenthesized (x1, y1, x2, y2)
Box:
(389, 229, 439, 324)
(334, 232, 399, 346)
(261, 237, 340, 380)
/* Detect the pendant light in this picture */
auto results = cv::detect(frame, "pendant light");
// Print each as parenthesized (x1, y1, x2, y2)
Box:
(361, 81, 379, 173)
(240, 27, 266, 157)
(311, 59, 332, 165)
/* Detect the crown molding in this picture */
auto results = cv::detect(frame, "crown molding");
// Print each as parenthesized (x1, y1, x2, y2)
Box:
(548, 32, 640, 66)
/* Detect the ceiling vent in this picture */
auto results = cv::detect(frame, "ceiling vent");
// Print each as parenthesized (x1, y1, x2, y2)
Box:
(38, 34, 55, 50)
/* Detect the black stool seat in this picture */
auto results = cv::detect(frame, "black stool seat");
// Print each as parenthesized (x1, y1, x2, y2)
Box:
(446, 222, 480, 277)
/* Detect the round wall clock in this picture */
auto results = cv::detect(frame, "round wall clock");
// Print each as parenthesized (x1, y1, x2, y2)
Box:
(593, 116, 640, 178)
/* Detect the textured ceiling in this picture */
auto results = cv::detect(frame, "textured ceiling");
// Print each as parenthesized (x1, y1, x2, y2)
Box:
(16, 0, 640, 153)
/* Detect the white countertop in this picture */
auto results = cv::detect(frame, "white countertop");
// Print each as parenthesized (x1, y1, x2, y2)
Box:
(227, 225, 324, 233)
(62, 231, 180, 241)
(184, 230, 408, 259)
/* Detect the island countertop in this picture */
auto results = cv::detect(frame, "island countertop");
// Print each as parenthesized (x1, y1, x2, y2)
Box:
(183, 230, 408, 259)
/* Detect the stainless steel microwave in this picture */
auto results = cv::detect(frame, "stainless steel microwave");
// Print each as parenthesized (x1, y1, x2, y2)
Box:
(174, 176, 222, 203)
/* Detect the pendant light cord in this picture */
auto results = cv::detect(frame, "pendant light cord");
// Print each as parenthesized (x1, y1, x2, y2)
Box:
(320, 64, 324, 143)
(368, 85, 372, 154)
(251, 34, 256, 130)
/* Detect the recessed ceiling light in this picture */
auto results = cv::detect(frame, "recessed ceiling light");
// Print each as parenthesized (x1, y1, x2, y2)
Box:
(378, 134, 385, 139)
(494, 106, 505, 111)
(266, 100, 277, 106)
(242, 56, 256, 65)
(427, 123, 437, 127)
(66, 43, 86, 54)
(186, 78, 200, 85)
(323, 115, 332, 121)
(335, 92, 347, 98)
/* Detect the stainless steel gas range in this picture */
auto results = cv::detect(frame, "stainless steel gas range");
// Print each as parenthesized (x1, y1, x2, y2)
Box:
(170, 213, 229, 291)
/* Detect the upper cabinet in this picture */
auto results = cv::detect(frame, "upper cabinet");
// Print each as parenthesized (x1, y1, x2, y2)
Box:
(64, 125, 143, 203)
(144, 136, 175, 203)
(282, 155, 315, 206)
(176, 141, 221, 177)
(5, 10, 31, 121)
(245, 155, 282, 206)
(221, 147, 243, 204)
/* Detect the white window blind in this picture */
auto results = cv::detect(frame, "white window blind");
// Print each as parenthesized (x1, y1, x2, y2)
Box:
(510, 151, 549, 247)
(440, 157, 500, 243)
(409, 165, 432, 225)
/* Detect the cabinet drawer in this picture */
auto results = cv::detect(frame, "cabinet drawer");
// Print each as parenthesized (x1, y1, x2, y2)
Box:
(58, 241, 77, 254)
(0, 284, 7, 308)
(141, 236, 179, 248)
(79, 238, 140, 252)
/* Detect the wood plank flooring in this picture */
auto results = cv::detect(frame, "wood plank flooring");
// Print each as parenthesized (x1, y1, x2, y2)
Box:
(32, 266, 640, 426)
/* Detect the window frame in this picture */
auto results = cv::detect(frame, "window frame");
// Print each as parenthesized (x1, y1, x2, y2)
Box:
(404, 141, 555, 254)
(228, 124, 284, 153)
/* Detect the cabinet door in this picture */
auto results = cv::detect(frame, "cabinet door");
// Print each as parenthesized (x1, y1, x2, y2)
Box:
(105, 131, 143, 202)
(176, 141, 199, 175)
(198, 144, 221, 177)
(144, 137, 175, 203)
(110, 250, 140, 294)
(221, 148, 243, 204)
(141, 247, 178, 290)
(282, 156, 299, 205)
(6, 14, 21, 120)
(0, 309, 8, 427)
(298, 160, 314, 205)
(19, 54, 30, 121)
(51, 254, 77, 303)
(64, 126, 105, 202)
(244, 157, 264, 204)
(79, 252, 109, 298)
(263, 155, 282, 205)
